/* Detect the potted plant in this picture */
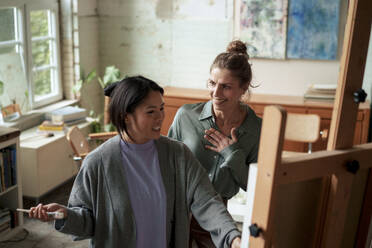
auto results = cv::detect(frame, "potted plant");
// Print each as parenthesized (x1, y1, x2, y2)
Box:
(98, 66, 122, 131)
(72, 66, 122, 133)
(72, 68, 97, 100)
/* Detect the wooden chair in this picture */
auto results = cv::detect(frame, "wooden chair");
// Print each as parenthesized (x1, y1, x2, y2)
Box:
(66, 126, 90, 168)
(282, 112, 321, 157)
(66, 126, 117, 168)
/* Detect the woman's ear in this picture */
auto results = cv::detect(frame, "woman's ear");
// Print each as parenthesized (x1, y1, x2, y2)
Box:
(241, 84, 249, 92)
(121, 113, 129, 123)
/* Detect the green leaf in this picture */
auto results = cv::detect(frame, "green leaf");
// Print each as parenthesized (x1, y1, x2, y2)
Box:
(72, 80, 83, 93)
(86, 69, 97, 83)
(103, 66, 121, 86)
(98, 77, 105, 89)
(104, 123, 116, 132)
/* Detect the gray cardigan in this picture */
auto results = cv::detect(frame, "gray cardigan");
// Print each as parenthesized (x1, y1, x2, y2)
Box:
(56, 135, 240, 248)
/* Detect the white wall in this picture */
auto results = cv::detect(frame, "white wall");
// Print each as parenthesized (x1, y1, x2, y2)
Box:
(97, 0, 174, 86)
(96, 0, 234, 89)
(76, 0, 371, 102)
(77, 0, 103, 115)
(90, 0, 364, 97)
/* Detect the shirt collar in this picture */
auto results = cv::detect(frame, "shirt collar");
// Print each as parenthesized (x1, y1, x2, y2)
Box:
(198, 100, 214, 121)
(198, 101, 254, 135)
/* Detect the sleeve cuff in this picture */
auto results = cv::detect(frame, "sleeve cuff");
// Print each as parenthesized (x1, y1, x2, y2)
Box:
(227, 230, 241, 247)
(220, 143, 241, 159)
(54, 208, 78, 232)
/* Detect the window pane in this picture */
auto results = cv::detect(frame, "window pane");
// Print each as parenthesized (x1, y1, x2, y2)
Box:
(0, 8, 16, 42)
(0, 46, 16, 54)
(34, 69, 52, 97)
(30, 10, 49, 37)
(32, 40, 51, 67)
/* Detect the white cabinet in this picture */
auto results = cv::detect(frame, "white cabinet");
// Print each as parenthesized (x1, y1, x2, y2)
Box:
(19, 123, 90, 201)
(0, 127, 23, 241)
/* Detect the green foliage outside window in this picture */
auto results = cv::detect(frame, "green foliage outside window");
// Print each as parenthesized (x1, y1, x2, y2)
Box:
(0, 8, 15, 42)
(30, 10, 53, 97)
(0, 9, 16, 54)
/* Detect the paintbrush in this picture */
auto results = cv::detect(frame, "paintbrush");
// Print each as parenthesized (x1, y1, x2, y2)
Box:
(16, 208, 65, 219)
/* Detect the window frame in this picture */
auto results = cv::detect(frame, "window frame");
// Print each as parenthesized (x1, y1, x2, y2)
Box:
(0, 0, 62, 110)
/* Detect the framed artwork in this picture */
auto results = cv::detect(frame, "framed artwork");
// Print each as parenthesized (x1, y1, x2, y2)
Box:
(239, 0, 288, 59)
(286, 0, 340, 60)
(238, 0, 340, 60)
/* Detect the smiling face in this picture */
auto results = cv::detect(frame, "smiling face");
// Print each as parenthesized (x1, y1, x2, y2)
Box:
(125, 90, 165, 144)
(208, 67, 247, 112)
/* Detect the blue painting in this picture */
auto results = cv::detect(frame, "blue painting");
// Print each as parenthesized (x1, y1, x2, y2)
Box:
(287, 0, 340, 60)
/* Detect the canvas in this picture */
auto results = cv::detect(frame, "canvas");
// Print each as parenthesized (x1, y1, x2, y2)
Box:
(286, 0, 340, 60)
(240, 0, 288, 59)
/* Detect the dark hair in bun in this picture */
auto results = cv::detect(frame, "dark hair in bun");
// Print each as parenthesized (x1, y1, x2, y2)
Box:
(210, 40, 252, 89)
(226, 40, 249, 60)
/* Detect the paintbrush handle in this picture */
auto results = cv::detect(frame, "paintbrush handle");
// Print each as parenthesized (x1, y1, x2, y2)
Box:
(16, 208, 65, 219)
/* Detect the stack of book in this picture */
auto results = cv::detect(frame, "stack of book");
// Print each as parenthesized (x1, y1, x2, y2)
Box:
(0, 147, 17, 192)
(45, 106, 87, 126)
(37, 120, 67, 134)
(304, 84, 337, 101)
(0, 208, 12, 235)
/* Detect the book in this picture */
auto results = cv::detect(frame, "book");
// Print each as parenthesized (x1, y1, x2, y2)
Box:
(0, 222, 11, 234)
(304, 83, 336, 101)
(0, 153, 3, 192)
(46, 106, 87, 123)
(2, 150, 11, 189)
(38, 121, 66, 131)
(0, 208, 10, 218)
(0, 215, 11, 226)
(64, 117, 87, 126)
(309, 83, 337, 91)
(10, 147, 16, 185)
(304, 92, 335, 101)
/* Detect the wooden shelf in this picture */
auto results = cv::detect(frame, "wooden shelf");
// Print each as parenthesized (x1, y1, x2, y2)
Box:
(0, 127, 23, 240)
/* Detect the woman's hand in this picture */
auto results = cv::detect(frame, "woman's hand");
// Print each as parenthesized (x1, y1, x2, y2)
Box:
(29, 203, 68, 222)
(204, 127, 238, 153)
(231, 236, 241, 248)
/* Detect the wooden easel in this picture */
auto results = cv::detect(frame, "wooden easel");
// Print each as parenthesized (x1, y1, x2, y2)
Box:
(248, 0, 372, 246)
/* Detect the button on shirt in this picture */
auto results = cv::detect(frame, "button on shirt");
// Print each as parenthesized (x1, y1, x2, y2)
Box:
(168, 101, 262, 199)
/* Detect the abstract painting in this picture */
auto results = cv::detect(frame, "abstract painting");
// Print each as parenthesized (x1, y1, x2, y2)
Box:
(240, 0, 288, 59)
(286, 0, 340, 60)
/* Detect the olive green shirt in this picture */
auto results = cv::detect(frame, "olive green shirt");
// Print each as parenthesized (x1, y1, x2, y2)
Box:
(168, 101, 262, 199)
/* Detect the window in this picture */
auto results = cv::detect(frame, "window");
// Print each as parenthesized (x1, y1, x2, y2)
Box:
(0, 0, 62, 109)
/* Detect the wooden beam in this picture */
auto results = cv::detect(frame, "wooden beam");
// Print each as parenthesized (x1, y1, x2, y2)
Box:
(319, 0, 372, 246)
(277, 143, 372, 184)
(322, 173, 355, 247)
(355, 170, 372, 247)
(249, 106, 286, 247)
(327, 0, 372, 150)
